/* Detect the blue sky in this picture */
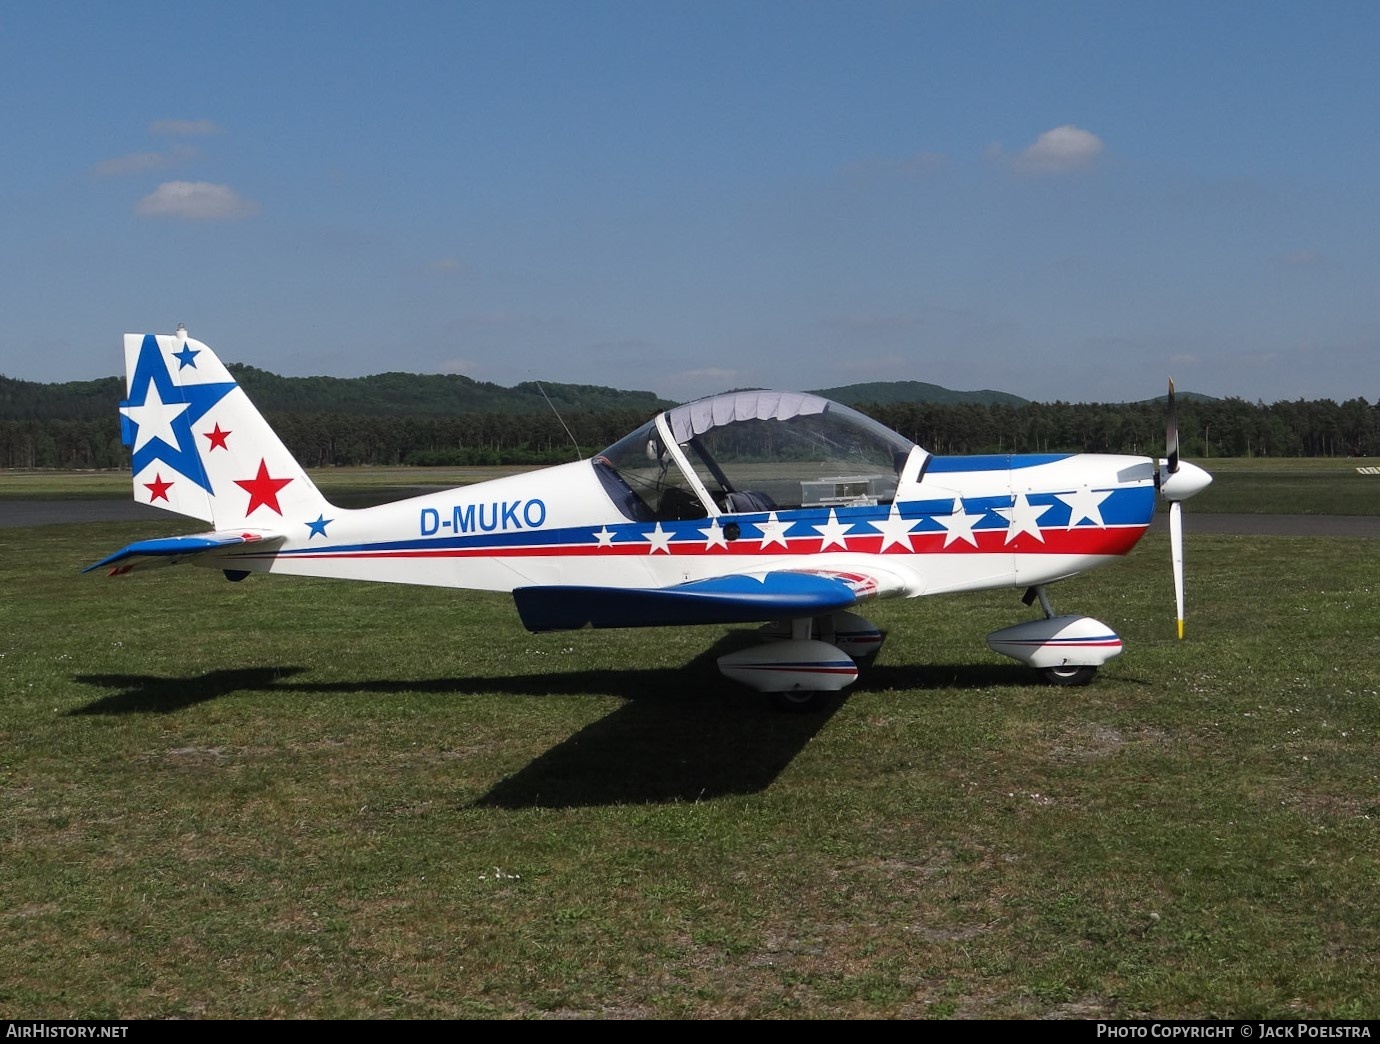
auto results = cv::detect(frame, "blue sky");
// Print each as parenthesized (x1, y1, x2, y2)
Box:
(3, 2, 1377, 404)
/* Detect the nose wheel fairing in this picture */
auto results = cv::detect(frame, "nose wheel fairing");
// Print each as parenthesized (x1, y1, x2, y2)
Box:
(985, 614, 1123, 672)
(986, 584, 1122, 684)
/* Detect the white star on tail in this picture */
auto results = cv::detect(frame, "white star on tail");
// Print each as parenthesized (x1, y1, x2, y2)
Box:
(1056, 486, 1112, 527)
(120, 383, 189, 454)
(756, 511, 794, 549)
(868, 503, 923, 552)
(642, 522, 673, 554)
(699, 519, 728, 549)
(936, 497, 987, 548)
(812, 509, 853, 550)
(994, 493, 1053, 544)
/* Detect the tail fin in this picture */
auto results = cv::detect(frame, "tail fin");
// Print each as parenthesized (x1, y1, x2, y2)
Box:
(120, 326, 330, 526)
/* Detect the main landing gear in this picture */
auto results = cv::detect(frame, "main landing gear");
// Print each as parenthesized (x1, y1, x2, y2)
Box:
(717, 585, 1120, 708)
(716, 611, 885, 711)
(985, 585, 1123, 687)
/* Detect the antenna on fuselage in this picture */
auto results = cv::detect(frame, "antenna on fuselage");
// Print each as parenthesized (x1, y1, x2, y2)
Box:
(536, 381, 583, 462)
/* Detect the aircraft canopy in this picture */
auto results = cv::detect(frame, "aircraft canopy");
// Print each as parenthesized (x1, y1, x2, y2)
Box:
(594, 390, 918, 522)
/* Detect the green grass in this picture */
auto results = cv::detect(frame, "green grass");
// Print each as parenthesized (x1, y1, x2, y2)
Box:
(3, 519, 1379, 1018)
(1186, 456, 1380, 516)
(0, 466, 533, 505)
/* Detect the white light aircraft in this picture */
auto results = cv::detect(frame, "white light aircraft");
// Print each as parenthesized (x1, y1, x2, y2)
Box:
(89, 328, 1212, 708)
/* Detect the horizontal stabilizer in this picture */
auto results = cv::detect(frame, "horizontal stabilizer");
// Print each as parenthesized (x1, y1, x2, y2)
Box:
(85, 531, 284, 576)
(513, 571, 862, 632)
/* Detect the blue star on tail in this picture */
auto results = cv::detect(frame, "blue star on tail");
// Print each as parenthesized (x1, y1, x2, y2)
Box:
(121, 335, 236, 494)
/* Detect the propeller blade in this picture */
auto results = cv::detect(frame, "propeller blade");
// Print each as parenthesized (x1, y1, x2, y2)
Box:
(1165, 378, 1180, 476)
(1170, 499, 1185, 639)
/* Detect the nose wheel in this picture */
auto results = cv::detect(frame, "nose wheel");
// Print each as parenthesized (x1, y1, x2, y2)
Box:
(987, 585, 1122, 684)
(771, 689, 829, 712)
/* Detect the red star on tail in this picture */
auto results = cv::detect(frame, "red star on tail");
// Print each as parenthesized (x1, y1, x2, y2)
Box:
(234, 459, 292, 515)
(144, 473, 174, 502)
(202, 423, 232, 450)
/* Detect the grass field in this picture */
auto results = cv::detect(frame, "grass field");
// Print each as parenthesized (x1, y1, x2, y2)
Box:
(1186, 457, 1380, 516)
(3, 506, 1379, 1018)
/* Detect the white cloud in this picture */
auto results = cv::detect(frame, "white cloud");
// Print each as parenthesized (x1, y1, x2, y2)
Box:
(136, 181, 260, 220)
(93, 145, 200, 177)
(149, 119, 221, 136)
(1012, 125, 1105, 174)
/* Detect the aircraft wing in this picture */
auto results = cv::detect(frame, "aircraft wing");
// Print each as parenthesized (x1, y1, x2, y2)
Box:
(84, 531, 285, 576)
(513, 568, 900, 632)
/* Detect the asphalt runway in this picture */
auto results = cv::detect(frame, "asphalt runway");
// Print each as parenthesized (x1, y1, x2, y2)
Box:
(0, 500, 170, 528)
(4, 499, 1378, 537)
(1147, 512, 1380, 539)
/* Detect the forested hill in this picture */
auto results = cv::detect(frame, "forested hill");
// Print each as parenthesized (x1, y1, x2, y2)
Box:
(0, 367, 671, 421)
(1, 369, 1033, 422)
(5, 363, 1379, 467)
(0, 368, 1064, 422)
(222, 366, 671, 417)
(812, 380, 1029, 407)
(0, 375, 122, 421)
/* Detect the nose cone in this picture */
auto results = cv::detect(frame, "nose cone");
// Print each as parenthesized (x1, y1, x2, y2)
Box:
(1160, 460, 1212, 502)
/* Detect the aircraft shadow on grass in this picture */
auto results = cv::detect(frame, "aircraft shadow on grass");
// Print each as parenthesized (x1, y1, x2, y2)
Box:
(464, 659, 1038, 809)
(71, 666, 310, 715)
(70, 636, 1038, 808)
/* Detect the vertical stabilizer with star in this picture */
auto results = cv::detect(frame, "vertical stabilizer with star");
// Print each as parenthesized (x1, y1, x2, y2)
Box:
(120, 327, 330, 527)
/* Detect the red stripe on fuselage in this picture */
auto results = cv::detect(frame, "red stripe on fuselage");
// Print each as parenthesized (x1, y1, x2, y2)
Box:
(256, 523, 1149, 563)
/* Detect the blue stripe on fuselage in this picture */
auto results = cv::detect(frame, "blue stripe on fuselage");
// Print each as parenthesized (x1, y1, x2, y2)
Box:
(267, 483, 1155, 559)
(926, 454, 1071, 473)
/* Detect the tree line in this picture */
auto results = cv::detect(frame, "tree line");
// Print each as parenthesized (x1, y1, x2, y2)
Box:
(4, 395, 1379, 470)
(867, 395, 1380, 459)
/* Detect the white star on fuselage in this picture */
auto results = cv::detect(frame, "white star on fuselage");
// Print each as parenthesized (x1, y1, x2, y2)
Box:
(699, 519, 728, 549)
(994, 493, 1054, 544)
(120, 382, 189, 454)
(935, 497, 987, 548)
(756, 511, 794, 549)
(593, 525, 615, 548)
(1056, 486, 1113, 528)
(869, 503, 923, 552)
(812, 509, 853, 550)
(642, 522, 673, 554)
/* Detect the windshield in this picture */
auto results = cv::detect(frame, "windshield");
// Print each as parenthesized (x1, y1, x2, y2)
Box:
(593, 418, 700, 521)
(594, 392, 917, 520)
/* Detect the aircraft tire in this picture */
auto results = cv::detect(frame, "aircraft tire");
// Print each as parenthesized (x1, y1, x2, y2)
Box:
(1040, 665, 1098, 687)
(771, 689, 827, 713)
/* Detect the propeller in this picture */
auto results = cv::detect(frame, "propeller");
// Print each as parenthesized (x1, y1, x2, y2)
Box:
(1170, 481, 1186, 639)
(1155, 378, 1211, 638)
(1165, 377, 1180, 477)
(1165, 380, 1184, 639)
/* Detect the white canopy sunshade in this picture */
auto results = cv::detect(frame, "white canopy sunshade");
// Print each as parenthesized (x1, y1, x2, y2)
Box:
(666, 391, 830, 445)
